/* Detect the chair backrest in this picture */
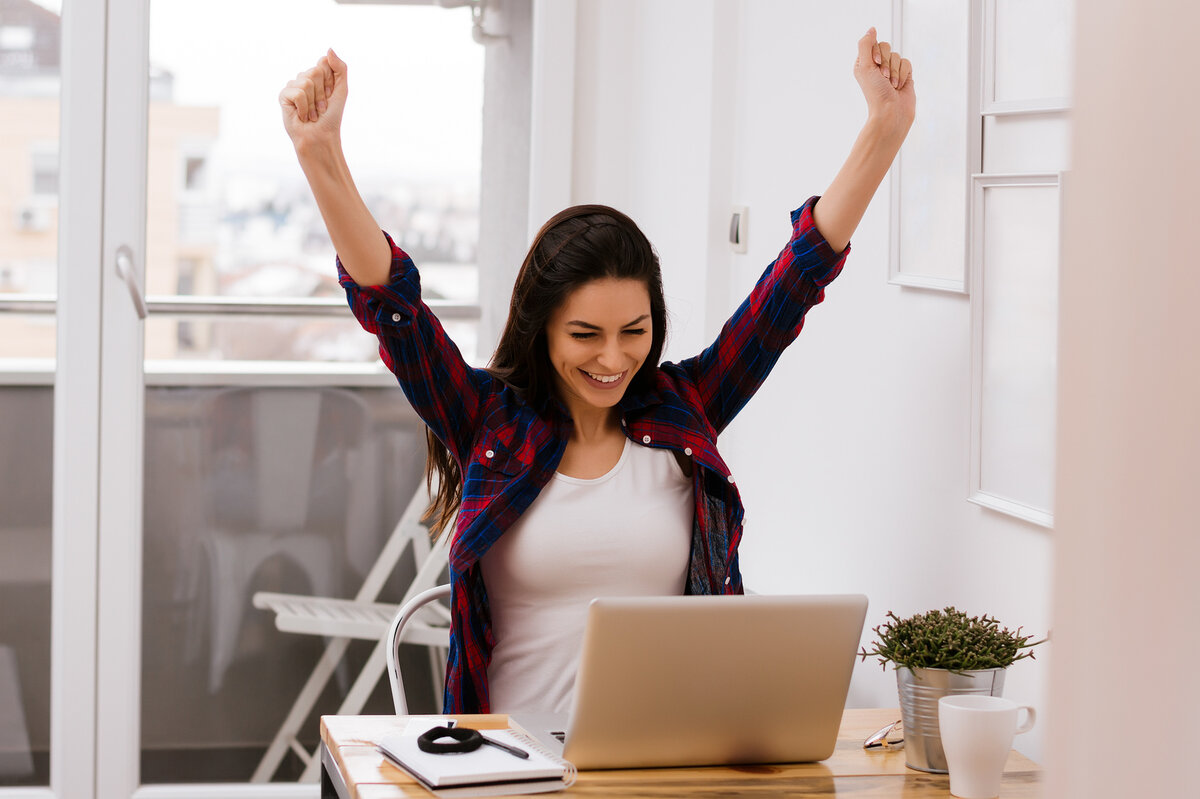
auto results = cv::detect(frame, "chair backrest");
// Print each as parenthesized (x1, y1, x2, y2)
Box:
(387, 583, 452, 714)
(203, 386, 370, 531)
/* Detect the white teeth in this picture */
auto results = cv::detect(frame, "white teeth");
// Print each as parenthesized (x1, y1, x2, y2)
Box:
(585, 370, 622, 384)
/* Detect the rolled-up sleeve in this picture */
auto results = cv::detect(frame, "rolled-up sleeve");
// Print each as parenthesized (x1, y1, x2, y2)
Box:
(677, 196, 849, 434)
(339, 231, 487, 463)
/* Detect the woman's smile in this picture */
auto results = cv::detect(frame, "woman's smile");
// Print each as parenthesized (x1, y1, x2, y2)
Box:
(581, 369, 627, 387)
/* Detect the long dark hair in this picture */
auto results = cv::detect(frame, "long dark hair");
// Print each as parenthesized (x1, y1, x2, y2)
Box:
(423, 204, 668, 539)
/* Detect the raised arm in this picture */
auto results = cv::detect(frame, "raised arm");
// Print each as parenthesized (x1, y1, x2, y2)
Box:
(281, 51, 489, 461)
(279, 49, 392, 286)
(812, 28, 915, 253)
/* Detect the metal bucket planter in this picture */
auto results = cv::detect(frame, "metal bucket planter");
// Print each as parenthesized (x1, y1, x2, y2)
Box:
(896, 666, 1006, 773)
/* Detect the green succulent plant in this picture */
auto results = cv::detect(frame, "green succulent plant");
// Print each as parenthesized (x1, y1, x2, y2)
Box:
(859, 607, 1045, 672)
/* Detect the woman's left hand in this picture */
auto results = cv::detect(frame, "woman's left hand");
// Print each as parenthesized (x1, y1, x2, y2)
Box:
(810, 28, 916, 251)
(854, 27, 915, 136)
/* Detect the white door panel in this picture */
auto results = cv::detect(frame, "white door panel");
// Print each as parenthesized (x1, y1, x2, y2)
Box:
(49, 0, 108, 796)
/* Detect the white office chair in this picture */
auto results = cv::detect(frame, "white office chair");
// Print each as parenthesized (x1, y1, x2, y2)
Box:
(251, 497, 452, 783)
(386, 583, 452, 714)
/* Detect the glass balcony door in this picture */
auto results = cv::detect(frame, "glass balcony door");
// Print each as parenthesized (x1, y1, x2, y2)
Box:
(0, 0, 122, 797)
(2, 0, 482, 795)
(95, 0, 483, 796)
(0, 0, 79, 793)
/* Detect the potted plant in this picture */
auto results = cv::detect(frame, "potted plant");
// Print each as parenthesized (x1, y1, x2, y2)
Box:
(859, 607, 1044, 773)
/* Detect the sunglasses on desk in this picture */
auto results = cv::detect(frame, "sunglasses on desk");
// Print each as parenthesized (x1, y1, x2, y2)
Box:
(863, 719, 904, 750)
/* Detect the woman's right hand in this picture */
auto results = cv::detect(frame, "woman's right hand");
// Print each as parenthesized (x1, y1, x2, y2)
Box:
(279, 49, 347, 154)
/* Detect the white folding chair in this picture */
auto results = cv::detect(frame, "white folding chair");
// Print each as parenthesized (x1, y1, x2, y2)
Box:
(249, 480, 451, 783)
(386, 583, 453, 715)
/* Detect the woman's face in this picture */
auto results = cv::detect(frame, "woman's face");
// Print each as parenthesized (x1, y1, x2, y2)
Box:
(544, 277, 654, 415)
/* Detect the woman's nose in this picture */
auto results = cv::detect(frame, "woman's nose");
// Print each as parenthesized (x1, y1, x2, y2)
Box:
(595, 338, 622, 370)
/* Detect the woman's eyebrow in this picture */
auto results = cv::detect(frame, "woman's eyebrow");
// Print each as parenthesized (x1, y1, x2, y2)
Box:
(565, 314, 650, 329)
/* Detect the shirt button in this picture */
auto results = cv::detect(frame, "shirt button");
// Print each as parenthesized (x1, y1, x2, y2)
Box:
(642, 435, 651, 444)
(391, 312, 402, 322)
(684, 447, 692, 456)
(727, 475, 735, 484)
(724, 576, 731, 586)
(485, 449, 495, 459)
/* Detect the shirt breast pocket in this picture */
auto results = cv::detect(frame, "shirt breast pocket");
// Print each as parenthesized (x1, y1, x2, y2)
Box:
(462, 441, 531, 504)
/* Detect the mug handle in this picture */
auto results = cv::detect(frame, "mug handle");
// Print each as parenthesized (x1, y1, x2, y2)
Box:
(1015, 705, 1037, 734)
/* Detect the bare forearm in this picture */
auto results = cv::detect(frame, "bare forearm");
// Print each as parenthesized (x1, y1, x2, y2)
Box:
(813, 116, 910, 253)
(295, 137, 392, 286)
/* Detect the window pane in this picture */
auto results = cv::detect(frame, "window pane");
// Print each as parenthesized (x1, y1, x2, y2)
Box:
(146, 310, 478, 366)
(0, 314, 55, 359)
(30, 147, 58, 195)
(143, 0, 483, 318)
(140, 385, 430, 783)
(146, 315, 379, 363)
(0, 386, 52, 788)
(0, 0, 59, 784)
(141, 0, 483, 783)
(0, 0, 60, 304)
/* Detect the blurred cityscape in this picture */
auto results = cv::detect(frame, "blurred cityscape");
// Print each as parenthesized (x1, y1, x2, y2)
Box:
(0, 0, 481, 365)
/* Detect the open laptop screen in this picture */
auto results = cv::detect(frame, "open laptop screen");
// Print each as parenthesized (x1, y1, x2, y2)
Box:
(514, 593, 868, 770)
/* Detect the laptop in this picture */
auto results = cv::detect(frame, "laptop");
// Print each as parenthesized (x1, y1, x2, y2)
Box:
(508, 593, 867, 770)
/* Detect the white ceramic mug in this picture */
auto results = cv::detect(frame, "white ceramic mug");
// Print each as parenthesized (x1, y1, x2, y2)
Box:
(937, 694, 1036, 799)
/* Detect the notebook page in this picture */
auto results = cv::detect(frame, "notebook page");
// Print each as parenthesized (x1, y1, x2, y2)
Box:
(378, 722, 567, 788)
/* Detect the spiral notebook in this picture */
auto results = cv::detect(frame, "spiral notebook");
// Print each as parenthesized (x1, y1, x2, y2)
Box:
(377, 720, 576, 797)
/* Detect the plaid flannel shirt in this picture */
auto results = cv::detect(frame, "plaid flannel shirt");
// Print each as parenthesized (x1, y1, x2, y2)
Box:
(339, 195, 847, 713)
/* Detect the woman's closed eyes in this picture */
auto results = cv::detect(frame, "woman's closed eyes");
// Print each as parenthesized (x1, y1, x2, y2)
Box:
(569, 328, 647, 340)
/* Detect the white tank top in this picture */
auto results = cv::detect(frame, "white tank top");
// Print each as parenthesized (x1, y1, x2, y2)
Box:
(479, 437, 693, 713)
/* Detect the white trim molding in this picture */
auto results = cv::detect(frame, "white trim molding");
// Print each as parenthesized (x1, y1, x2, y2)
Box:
(887, 0, 981, 294)
(968, 172, 1061, 529)
(980, 0, 1070, 117)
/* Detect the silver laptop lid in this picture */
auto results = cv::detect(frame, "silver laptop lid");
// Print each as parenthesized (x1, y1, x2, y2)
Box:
(563, 594, 868, 770)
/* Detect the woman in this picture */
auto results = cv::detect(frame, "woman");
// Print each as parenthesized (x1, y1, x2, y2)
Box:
(280, 28, 913, 715)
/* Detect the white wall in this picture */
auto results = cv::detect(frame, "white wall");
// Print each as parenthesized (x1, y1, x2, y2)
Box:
(571, 0, 737, 363)
(563, 0, 1054, 761)
(479, 0, 533, 351)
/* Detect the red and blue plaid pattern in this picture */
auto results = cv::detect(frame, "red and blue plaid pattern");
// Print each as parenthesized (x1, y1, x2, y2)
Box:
(340, 196, 847, 713)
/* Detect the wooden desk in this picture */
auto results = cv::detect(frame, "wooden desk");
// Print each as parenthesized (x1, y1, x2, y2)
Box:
(320, 708, 1041, 798)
